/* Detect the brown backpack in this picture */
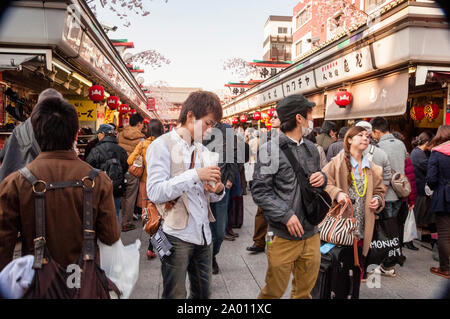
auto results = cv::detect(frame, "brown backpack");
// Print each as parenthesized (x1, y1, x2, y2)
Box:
(18, 167, 121, 299)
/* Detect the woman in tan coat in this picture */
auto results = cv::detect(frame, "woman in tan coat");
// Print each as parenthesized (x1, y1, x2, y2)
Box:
(128, 119, 164, 259)
(322, 126, 386, 275)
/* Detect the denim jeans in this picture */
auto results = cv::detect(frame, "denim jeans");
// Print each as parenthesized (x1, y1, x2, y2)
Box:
(114, 196, 121, 223)
(161, 233, 212, 299)
(209, 188, 230, 257)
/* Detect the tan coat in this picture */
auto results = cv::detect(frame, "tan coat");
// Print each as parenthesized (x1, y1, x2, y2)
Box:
(0, 151, 120, 270)
(118, 125, 145, 155)
(322, 152, 386, 256)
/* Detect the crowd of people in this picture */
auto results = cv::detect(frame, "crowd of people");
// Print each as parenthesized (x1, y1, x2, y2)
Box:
(0, 88, 448, 299)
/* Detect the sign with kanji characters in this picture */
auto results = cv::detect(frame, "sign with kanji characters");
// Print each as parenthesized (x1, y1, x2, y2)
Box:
(282, 70, 316, 96)
(257, 85, 284, 105)
(69, 99, 97, 122)
(314, 46, 373, 88)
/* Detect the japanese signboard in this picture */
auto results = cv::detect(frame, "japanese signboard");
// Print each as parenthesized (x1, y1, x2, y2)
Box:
(315, 46, 373, 88)
(257, 85, 284, 105)
(282, 70, 316, 96)
(69, 99, 97, 122)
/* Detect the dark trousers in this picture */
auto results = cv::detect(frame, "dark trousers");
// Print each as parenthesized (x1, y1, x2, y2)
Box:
(210, 188, 230, 257)
(161, 234, 212, 299)
(253, 207, 268, 248)
(436, 212, 450, 271)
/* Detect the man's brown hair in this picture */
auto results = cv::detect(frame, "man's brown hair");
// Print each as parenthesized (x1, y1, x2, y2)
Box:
(178, 91, 222, 125)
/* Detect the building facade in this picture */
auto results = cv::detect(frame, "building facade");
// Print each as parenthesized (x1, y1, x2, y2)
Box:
(263, 16, 293, 62)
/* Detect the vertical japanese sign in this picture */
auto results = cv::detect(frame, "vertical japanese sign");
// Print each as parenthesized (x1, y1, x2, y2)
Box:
(69, 99, 97, 122)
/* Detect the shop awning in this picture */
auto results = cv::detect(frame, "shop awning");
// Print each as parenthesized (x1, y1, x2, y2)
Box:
(0, 53, 38, 70)
(325, 71, 409, 121)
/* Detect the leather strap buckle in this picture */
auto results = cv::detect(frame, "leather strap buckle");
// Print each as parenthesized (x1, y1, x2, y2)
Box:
(32, 181, 47, 193)
(81, 176, 95, 189)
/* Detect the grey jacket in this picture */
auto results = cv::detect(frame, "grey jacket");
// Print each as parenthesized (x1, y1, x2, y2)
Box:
(0, 119, 40, 182)
(378, 133, 407, 201)
(363, 144, 392, 186)
(251, 132, 326, 241)
(326, 139, 344, 162)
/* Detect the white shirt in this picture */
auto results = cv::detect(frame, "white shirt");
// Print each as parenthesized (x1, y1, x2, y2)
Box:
(146, 129, 224, 245)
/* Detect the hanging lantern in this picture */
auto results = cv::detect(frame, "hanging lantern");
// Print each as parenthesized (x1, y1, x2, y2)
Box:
(88, 85, 105, 102)
(144, 118, 150, 124)
(118, 104, 130, 114)
(129, 108, 137, 116)
(232, 117, 239, 125)
(240, 115, 248, 123)
(410, 105, 425, 121)
(106, 96, 120, 110)
(424, 103, 440, 120)
(253, 111, 261, 121)
(267, 108, 275, 117)
(334, 90, 352, 108)
(261, 111, 269, 121)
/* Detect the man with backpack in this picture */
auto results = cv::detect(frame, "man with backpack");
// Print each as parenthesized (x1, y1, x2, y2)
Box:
(0, 97, 120, 298)
(86, 124, 129, 222)
(251, 94, 327, 299)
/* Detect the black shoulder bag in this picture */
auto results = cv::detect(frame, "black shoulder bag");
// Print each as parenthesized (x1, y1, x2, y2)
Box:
(280, 142, 331, 225)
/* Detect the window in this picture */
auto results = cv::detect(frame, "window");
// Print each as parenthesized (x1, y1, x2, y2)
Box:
(296, 4, 312, 29)
(365, 0, 389, 12)
(278, 27, 288, 34)
(295, 41, 303, 56)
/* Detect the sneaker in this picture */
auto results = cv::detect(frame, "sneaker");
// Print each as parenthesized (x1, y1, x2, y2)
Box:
(224, 234, 235, 241)
(212, 257, 219, 275)
(380, 266, 397, 277)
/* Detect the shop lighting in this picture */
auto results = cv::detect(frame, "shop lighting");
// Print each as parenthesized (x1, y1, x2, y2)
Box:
(52, 61, 72, 74)
(72, 73, 93, 87)
(408, 67, 416, 74)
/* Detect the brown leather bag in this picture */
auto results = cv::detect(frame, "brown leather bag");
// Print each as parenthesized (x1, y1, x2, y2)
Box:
(18, 167, 121, 299)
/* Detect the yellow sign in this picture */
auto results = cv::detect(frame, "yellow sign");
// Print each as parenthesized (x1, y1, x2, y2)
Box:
(104, 107, 115, 124)
(69, 99, 97, 122)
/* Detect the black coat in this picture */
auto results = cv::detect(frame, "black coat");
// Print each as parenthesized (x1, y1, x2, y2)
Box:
(426, 144, 450, 214)
(86, 136, 129, 175)
(411, 147, 429, 196)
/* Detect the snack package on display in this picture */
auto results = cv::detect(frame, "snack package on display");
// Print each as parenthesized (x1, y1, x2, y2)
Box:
(200, 151, 220, 187)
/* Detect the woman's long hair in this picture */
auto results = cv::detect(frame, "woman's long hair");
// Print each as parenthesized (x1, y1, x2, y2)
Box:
(429, 125, 450, 148)
(146, 119, 164, 139)
(412, 131, 433, 148)
(343, 126, 367, 185)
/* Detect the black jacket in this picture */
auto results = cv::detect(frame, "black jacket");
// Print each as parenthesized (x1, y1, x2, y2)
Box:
(203, 123, 239, 185)
(411, 147, 428, 196)
(85, 136, 129, 175)
(427, 144, 450, 214)
(251, 132, 326, 241)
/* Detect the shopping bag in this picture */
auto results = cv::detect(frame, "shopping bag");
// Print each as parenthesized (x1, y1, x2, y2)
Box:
(97, 239, 141, 299)
(403, 208, 418, 243)
(0, 255, 35, 299)
(366, 219, 402, 267)
(244, 161, 255, 182)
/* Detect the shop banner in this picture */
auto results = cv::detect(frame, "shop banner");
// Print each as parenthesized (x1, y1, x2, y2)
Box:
(281, 70, 316, 96)
(257, 85, 284, 106)
(315, 46, 374, 88)
(69, 99, 97, 122)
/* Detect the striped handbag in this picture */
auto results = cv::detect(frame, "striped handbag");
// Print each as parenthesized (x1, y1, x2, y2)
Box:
(318, 198, 360, 266)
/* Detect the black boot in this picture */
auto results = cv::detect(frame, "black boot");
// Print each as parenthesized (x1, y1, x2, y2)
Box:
(212, 257, 220, 275)
(404, 241, 419, 251)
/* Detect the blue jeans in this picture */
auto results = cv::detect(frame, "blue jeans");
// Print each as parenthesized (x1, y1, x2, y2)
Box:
(114, 196, 121, 223)
(161, 233, 212, 299)
(209, 188, 230, 257)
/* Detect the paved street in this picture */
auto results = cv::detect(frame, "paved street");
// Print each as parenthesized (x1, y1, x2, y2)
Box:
(122, 193, 449, 299)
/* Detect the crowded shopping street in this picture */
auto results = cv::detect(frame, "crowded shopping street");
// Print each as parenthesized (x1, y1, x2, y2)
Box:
(0, 0, 450, 305)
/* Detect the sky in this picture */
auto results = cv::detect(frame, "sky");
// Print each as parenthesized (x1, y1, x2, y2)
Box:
(95, 0, 300, 92)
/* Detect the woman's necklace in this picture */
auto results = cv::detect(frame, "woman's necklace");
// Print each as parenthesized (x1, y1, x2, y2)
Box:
(351, 168, 367, 197)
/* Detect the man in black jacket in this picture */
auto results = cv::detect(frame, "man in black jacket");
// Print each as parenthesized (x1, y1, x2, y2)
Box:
(203, 122, 239, 274)
(251, 94, 326, 299)
(86, 124, 129, 222)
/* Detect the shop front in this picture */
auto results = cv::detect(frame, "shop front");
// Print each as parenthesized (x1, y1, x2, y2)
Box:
(222, 1, 450, 148)
(0, 0, 153, 156)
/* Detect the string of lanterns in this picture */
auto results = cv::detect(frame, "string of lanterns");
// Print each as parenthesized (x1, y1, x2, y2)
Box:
(230, 107, 276, 129)
(410, 103, 440, 121)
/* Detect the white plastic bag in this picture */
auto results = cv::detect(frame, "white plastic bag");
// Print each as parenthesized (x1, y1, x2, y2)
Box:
(244, 161, 254, 182)
(97, 239, 141, 299)
(0, 255, 35, 299)
(403, 208, 418, 243)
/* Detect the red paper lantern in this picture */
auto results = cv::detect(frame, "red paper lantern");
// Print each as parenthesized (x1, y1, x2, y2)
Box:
(424, 103, 440, 120)
(232, 117, 239, 125)
(119, 104, 130, 114)
(334, 90, 352, 107)
(88, 85, 105, 102)
(240, 115, 248, 123)
(261, 111, 269, 121)
(129, 108, 137, 115)
(147, 97, 156, 111)
(106, 96, 120, 110)
(410, 105, 425, 121)
(144, 118, 150, 124)
(267, 108, 275, 117)
(253, 111, 261, 120)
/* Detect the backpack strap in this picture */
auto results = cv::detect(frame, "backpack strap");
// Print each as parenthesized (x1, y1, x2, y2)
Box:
(81, 169, 100, 261)
(19, 167, 46, 270)
(279, 141, 309, 190)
